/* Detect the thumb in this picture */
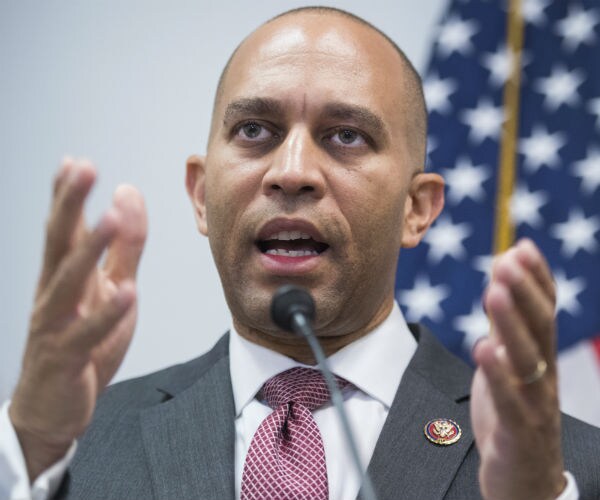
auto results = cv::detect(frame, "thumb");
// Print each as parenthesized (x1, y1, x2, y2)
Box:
(104, 184, 147, 281)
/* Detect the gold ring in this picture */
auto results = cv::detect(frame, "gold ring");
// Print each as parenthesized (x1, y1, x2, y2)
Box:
(520, 359, 548, 385)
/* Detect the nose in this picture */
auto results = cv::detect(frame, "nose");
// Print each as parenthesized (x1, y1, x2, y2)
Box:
(261, 127, 326, 199)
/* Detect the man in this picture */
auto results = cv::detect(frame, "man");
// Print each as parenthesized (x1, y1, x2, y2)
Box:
(2, 6, 599, 500)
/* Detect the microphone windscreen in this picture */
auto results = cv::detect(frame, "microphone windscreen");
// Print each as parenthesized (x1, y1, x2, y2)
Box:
(271, 285, 315, 333)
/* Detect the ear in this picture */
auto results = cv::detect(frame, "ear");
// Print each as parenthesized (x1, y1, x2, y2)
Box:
(401, 172, 445, 248)
(185, 154, 208, 236)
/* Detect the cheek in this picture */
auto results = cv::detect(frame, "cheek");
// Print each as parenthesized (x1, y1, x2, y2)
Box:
(332, 170, 407, 247)
(204, 159, 263, 232)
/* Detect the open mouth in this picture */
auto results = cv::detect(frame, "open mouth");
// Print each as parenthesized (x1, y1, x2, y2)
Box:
(256, 230, 329, 257)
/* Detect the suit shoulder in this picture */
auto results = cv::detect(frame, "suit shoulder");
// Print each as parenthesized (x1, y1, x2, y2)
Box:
(561, 413, 600, 497)
(96, 332, 229, 413)
(408, 322, 474, 397)
(561, 412, 600, 453)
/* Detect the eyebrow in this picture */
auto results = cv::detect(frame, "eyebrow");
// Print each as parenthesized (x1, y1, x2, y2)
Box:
(223, 98, 284, 126)
(320, 102, 389, 144)
(222, 97, 389, 146)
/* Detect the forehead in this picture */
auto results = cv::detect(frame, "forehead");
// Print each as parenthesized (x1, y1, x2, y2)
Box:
(217, 14, 407, 125)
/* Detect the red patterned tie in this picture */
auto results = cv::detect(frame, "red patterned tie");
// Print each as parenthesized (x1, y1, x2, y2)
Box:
(241, 367, 350, 500)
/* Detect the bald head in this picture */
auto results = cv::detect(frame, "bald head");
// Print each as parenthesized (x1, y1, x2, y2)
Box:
(190, 6, 446, 348)
(212, 7, 427, 169)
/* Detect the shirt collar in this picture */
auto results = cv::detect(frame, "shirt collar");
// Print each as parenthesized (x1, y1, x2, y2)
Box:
(229, 301, 417, 418)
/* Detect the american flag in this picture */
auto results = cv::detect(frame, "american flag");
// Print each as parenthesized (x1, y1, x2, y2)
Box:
(395, 0, 600, 426)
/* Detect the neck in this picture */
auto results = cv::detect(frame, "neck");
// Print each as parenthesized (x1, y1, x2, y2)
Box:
(233, 299, 394, 365)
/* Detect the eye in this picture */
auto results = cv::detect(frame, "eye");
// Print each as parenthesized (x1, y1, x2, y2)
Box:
(330, 128, 367, 147)
(235, 121, 273, 141)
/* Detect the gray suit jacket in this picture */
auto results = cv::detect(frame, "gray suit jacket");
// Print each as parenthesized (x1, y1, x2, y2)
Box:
(55, 325, 600, 499)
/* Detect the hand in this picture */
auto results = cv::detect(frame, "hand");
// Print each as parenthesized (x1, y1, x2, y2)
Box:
(471, 239, 565, 500)
(9, 158, 147, 481)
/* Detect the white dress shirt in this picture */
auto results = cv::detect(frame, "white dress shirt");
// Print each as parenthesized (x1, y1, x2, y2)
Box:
(230, 301, 416, 500)
(0, 402, 76, 500)
(0, 301, 579, 499)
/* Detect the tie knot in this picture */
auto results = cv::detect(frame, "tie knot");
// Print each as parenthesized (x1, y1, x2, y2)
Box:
(260, 367, 349, 411)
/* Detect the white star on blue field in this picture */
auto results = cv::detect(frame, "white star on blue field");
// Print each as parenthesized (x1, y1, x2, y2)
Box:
(395, 0, 600, 360)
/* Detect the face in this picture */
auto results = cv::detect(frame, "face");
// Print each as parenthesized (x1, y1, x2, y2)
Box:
(187, 14, 443, 342)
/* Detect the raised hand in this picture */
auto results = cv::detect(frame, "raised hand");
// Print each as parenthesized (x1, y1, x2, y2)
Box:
(471, 239, 565, 500)
(9, 158, 147, 481)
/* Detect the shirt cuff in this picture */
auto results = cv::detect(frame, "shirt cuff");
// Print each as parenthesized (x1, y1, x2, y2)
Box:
(0, 401, 76, 500)
(556, 471, 579, 500)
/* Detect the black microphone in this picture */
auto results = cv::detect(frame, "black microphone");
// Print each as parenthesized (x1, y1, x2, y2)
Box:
(271, 285, 378, 500)
(271, 284, 315, 333)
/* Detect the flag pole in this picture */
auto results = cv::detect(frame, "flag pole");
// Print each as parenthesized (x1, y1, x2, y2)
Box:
(493, 0, 525, 254)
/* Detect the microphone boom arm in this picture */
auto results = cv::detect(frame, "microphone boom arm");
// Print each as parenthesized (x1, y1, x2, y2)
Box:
(272, 285, 378, 500)
(290, 312, 378, 500)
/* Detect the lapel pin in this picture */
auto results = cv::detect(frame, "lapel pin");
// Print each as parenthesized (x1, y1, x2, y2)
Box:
(424, 418, 461, 446)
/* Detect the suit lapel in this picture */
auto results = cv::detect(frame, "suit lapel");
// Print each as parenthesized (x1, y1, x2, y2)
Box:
(360, 325, 474, 500)
(136, 326, 474, 500)
(140, 338, 236, 500)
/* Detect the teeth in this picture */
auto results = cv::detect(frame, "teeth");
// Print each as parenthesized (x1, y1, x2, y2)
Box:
(265, 249, 318, 257)
(266, 230, 312, 241)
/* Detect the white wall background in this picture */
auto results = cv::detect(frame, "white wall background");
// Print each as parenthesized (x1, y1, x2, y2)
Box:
(0, 1, 446, 400)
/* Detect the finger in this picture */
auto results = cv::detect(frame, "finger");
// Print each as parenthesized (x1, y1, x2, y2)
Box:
(514, 239, 556, 304)
(485, 281, 545, 383)
(91, 302, 138, 389)
(40, 159, 96, 291)
(38, 210, 119, 322)
(473, 338, 528, 428)
(52, 156, 74, 196)
(104, 185, 147, 281)
(66, 280, 136, 353)
(492, 248, 557, 368)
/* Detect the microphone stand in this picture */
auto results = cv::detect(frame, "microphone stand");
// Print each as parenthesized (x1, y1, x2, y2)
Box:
(272, 285, 378, 500)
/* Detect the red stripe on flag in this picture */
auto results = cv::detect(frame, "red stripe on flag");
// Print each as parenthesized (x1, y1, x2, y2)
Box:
(592, 335, 600, 363)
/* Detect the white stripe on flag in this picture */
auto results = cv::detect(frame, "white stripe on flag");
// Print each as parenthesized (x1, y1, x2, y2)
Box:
(558, 339, 600, 428)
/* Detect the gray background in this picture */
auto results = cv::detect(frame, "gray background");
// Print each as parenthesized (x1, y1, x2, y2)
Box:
(0, 1, 446, 400)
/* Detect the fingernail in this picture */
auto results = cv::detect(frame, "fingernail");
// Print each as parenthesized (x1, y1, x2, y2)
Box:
(68, 165, 81, 185)
(114, 281, 135, 307)
(497, 255, 522, 284)
(495, 344, 507, 362)
(519, 238, 539, 264)
(113, 288, 130, 308)
(506, 261, 523, 283)
(56, 160, 72, 184)
(96, 209, 118, 234)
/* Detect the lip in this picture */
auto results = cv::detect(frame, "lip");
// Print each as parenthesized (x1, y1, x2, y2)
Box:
(255, 217, 328, 276)
(258, 251, 323, 275)
(257, 218, 326, 242)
